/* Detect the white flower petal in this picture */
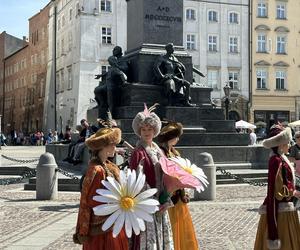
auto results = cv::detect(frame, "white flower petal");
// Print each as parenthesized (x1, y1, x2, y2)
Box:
(128, 211, 141, 235)
(134, 207, 154, 222)
(186, 158, 191, 167)
(137, 218, 146, 231)
(112, 211, 125, 238)
(119, 170, 127, 187)
(125, 212, 132, 238)
(93, 195, 119, 204)
(126, 169, 135, 196)
(95, 189, 118, 199)
(102, 209, 122, 231)
(137, 199, 160, 206)
(132, 172, 146, 197)
(135, 188, 158, 202)
(101, 178, 122, 198)
(135, 204, 159, 214)
(93, 203, 120, 216)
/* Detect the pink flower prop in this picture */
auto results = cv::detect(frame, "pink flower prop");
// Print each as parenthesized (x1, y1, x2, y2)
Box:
(159, 156, 203, 193)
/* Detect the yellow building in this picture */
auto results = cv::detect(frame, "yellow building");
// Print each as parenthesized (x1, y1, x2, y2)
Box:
(250, 0, 300, 129)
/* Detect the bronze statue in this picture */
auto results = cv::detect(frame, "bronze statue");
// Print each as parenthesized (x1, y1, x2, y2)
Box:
(94, 51, 127, 119)
(154, 43, 195, 106)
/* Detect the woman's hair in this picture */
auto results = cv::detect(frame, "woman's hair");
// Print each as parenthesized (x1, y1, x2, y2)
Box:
(271, 146, 279, 155)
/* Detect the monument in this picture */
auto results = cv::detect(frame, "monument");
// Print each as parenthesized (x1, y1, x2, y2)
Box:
(88, 0, 249, 147)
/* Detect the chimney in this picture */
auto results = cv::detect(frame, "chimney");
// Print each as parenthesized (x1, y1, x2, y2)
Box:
(23, 36, 27, 41)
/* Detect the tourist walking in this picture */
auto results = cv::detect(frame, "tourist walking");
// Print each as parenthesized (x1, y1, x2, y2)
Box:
(73, 126, 128, 250)
(254, 124, 300, 250)
(129, 105, 174, 250)
(157, 121, 199, 250)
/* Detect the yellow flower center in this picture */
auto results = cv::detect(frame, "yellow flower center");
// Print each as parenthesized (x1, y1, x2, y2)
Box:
(120, 196, 135, 210)
(182, 166, 193, 174)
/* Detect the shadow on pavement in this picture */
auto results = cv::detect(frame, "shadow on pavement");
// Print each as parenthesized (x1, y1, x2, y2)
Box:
(39, 203, 79, 212)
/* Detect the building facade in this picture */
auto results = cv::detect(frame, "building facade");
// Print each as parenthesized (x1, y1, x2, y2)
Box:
(1, 4, 50, 134)
(44, 0, 127, 131)
(251, 0, 300, 129)
(184, 0, 250, 120)
(0, 32, 27, 133)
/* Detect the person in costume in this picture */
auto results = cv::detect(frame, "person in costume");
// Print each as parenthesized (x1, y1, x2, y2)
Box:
(73, 127, 128, 250)
(157, 121, 199, 250)
(129, 104, 174, 250)
(254, 124, 300, 250)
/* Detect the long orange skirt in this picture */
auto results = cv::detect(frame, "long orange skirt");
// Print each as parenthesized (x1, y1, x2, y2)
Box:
(254, 210, 300, 250)
(83, 228, 128, 250)
(168, 200, 199, 250)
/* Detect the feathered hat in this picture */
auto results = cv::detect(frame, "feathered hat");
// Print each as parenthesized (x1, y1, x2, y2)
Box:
(262, 123, 292, 149)
(86, 113, 121, 151)
(132, 103, 162, 137)
(157, 121, 183, 143)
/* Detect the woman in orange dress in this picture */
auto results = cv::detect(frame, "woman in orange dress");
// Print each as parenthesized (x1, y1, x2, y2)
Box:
(157, 121, 199, 250)
(73, 127, 128, 250)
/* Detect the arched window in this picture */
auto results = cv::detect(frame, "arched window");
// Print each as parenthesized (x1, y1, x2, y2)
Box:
(228, 12, 239, 24)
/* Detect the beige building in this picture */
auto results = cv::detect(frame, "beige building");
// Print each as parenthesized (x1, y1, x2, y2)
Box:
(250, 0, 300, 129)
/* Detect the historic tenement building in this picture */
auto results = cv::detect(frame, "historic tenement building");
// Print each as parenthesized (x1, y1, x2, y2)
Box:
(1, 4, 50, 134)
(44, 0, 127, 131)
(251, 0, 300, 128)
(184, 0, 250, 121)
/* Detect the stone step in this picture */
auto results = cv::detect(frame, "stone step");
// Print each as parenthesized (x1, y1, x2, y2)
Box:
(115, 105, 225, 121)
(117, 119, 236, 133)
(0, 166, 32, 175)
(216, 169, 268, 180)
(215, 162, 266, 169)
(217, 177, 268, 185)
(24, 183, 80, 192)
(28, 177, 80, 185)
(122, 132, 249, 146)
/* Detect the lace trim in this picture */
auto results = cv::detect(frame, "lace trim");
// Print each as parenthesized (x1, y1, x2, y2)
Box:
(258, 202, 296, 215)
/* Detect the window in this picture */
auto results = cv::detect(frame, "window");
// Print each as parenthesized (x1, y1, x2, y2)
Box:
(257, 34, 267, 52)
(40, 78, 44, 98)
(61, 38, 65, 55)
(186, 9, 196, 20)
(101, 0, 111, 12)
(57, 19, 61, 30)
(257, 2, 267, 17)
(276, 4, 286, 19)
(208, 10, 218, 22)
(228, 71, 239, 89)
(67, 66, 72, 89)
(207, 70, 219, 89)
(41, 50, 45, 64)
(186, 34, 196, 50)
(69, 8, 73, 21)
(229, 36, 238, 53)
(208, 35, 217, 52)
(101, 27, 112, 44)
(229, 12, 238, 24)
(62, 15, 65, 27)
(56, 72, 60, 93)
(256, 69, 267, 89)
(276, 36, 286, 54)
(276, 71, 286, 90)
(68, 32, 73, 51)
(60, 69, 65, 91)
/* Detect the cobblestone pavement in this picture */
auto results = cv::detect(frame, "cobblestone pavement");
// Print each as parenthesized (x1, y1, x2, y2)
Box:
(0, 182, 273, 250)
(0, 146, 297, 249)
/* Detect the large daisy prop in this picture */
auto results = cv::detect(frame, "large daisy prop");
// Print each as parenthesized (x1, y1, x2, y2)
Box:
(169, 157, 209, 190)
(93, 169, 159, 238)
(159, 156, 208, 193)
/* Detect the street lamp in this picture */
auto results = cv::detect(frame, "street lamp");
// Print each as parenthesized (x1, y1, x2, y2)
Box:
(223, 83, 231, 120)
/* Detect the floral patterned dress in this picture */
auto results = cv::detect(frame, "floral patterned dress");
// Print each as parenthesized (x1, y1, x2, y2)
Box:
(130, 140, 174, 250)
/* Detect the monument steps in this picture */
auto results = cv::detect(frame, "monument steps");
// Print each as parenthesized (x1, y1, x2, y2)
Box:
(0, 166, 33, 175)
(24, 177, 80, 192)
(117, 118, 237, 133)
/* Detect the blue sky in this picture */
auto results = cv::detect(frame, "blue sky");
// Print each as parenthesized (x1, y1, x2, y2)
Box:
(0, 0, 50, 39)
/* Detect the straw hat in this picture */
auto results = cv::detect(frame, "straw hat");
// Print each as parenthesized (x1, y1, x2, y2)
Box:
(262, 124, 292, 149)
(157, 122, 183, 143)
(132, 104, 162, 137)
(85, 127, 121, 151)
